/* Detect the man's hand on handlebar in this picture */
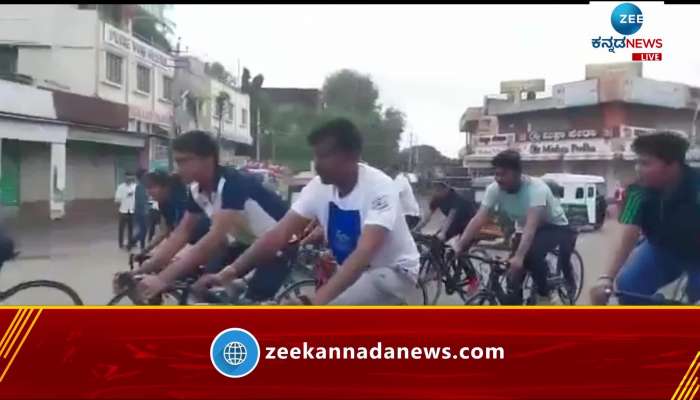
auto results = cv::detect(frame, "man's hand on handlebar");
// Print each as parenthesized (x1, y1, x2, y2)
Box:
(191, 273, 226, 299)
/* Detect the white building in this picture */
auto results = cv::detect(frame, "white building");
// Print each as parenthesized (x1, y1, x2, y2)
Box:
(0, 4, 176, 218)
(173, 55, 252, 166)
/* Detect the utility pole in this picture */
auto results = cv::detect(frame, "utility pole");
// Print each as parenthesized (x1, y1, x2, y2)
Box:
(256, 108, 262, 161)
(408, 130, 414, 171)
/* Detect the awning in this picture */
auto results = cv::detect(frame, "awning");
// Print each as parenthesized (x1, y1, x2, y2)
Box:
(68, 127, 145, 148)
(0, 117, 67, 143)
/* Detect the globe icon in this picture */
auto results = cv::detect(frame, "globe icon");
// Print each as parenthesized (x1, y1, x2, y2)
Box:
(223, 342, 247, 366)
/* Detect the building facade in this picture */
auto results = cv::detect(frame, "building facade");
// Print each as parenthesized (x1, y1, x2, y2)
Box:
(0, 4, 175, 218)
(173, 56, 252, 167)
(460, 63, 700, 194)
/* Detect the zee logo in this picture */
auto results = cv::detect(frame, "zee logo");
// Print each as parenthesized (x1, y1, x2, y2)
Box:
(611, 3, 643, 35)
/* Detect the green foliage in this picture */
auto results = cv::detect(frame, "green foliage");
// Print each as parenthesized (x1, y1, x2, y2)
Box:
(261, 69, 405, 171)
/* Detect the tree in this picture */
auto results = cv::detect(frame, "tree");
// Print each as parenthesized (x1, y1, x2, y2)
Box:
(215, 91, 231, 146)
(322, 69, 379, 114)
(206, 62, 233, 85)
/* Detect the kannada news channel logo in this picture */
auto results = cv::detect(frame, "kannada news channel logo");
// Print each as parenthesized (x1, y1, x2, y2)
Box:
(210, 328, 261, 378)
(591, 2, 663, 62)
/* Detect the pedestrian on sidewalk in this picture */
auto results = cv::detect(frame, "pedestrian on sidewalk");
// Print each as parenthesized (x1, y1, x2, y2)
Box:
(115, 171, 137, 249)
(130, 169, 149, 251)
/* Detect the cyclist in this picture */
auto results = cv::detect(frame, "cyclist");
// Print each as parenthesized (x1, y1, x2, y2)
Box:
(386, 164, 421, 229)
(590, 132, 700, 305)
(193, 118, 422, 305)
(133, 130, 293, 302)
(414, 181, 476, 244)
(453, 150, 575, 305)
(139, 171, 211, 256)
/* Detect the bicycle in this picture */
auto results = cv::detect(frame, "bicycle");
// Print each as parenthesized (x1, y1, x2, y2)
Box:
(0, 252, 83, 305)
(466, 249, 584, 306)
(413, 233, 486, 305)
(108, 245, 315, 306)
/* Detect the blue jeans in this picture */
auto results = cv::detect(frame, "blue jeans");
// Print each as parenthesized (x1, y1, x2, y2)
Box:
(616, 241, 700, 304)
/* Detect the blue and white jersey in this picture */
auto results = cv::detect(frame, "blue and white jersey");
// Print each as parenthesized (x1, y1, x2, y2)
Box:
(291, 164, 419, 277)
(186, 167, 288, 244)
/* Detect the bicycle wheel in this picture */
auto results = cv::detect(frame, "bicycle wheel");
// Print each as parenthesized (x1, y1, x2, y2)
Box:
(275, 279, 316, 304)
(549, 249, 584, 305)
(107, 288, 183, 306)
(418, 257, 443, 305)
(1, 280, 83, 305)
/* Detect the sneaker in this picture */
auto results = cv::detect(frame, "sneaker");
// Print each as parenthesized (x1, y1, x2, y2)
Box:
(535, 294, 553, 306)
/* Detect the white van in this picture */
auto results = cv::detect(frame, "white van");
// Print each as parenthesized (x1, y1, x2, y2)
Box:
(541, 173, 607, 230)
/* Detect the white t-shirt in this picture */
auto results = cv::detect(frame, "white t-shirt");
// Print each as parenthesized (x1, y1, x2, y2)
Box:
(394, 173, 420, 217)
(292, 164, 420, 278)
(481, 176, 568, 229)
(115, 182, 136, 214)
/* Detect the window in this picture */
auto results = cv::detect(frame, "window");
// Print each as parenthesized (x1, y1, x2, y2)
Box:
(226, 103, 234, 121)
(0, 46, 18, 74)
(105, 52, 123, 85)
(588, 187, 595, 198)
(136, 64, 151, 93)
(161, 76, 173, 101)
(241, 108, 248, 127)
(575, 188, 584, 199)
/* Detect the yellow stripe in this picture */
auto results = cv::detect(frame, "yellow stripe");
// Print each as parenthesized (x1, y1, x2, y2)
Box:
(674, 353, 700, 400)
(0, 309, 41, 383)
(0, 309, 27, 358)
(2, 309, 32, 359)
(0, 310, 23, 355)
(689, 384, 700, 400)
(681, 377, 699, 400)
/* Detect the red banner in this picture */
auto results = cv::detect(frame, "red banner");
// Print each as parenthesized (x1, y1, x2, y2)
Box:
(0, 307, 698, 399)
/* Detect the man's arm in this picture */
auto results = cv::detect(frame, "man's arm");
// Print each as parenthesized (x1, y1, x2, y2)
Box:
(142, 216, 170, 255)
(218, 210, 311, 282)
(413, 208, 434, 232)
(312, 225, 387, 305)
(605, 224, 640, 279)
(138, 212, 197, 274)
(437, 209, 457, 239)
(156, 210, 243, 284)
(511, 207, 544, 263)
(455, 207, 490, 252)
(114, 185, 123, 204)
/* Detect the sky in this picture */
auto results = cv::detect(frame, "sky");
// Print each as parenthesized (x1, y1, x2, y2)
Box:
(171, 2, 700, 158)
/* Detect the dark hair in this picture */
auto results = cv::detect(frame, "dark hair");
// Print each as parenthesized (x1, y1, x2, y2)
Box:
(145, 170, 171, 188)
(173, 130, 219, 164)
(632, 132, 689, 164)
(307, 118, 363, 156)
(135, 168, 147, 180)
(491, 150, 522, 172)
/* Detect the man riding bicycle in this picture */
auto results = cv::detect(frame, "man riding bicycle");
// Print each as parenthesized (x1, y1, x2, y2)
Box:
(193, 118, 422, 305)
(137, 171, 211, 256)
(453, 150, 575, 305)
(413, 181, 477, 244)
(130, 130, 293, 302)
(591, 132, 700, 305)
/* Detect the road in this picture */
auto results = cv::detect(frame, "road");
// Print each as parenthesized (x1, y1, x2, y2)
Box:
(0, 214, 627, 305)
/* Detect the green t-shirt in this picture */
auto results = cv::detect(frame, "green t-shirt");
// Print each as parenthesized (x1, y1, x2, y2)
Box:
(481, 176, 569, 229)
